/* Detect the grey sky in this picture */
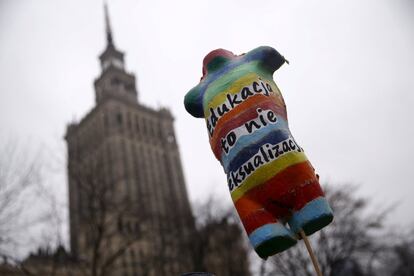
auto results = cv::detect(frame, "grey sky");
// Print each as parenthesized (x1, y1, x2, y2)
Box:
(1, 0, 413, 249)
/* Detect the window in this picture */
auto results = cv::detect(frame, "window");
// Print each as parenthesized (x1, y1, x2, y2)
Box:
(127, 112, 132, 130)
(135, 115, 140, 133)
(142, 118, 147, 135)
(103, 113, 109, 131)
(118, 217, 123, 233)
(116, 113, 123, 126)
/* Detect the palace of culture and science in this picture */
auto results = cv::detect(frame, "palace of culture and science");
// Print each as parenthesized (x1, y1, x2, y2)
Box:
(65, 4, 196, 275)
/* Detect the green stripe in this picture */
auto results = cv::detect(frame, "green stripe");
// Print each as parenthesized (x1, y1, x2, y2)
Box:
(202, 61, 273, 107)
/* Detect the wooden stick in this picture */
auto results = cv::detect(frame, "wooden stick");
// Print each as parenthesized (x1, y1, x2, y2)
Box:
(299, 229, 323, 276)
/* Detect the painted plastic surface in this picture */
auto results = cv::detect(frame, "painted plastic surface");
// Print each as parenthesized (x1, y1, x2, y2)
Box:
(184, 46, 333, 259)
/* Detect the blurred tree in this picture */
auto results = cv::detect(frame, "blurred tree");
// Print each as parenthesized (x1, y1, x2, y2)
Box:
(261, 184, 393, 276)
(370, 229, 414, 276)
(67, 155, 144, 276)
(67, 153, 195, 276)
(0, 140, 42, 258)
(388, 238, 414, 276)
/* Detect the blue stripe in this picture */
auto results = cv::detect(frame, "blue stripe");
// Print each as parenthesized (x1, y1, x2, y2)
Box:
(221, 117, 289, 170)
(288, 197, 334, 234)
(225, 128, 291, 173)
(249, 222, 295, 248)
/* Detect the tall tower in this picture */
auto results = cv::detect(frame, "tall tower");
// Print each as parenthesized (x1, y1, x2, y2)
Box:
(65, 4, 194, 275)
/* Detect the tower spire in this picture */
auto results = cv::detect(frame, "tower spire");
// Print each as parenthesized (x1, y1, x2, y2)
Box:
(99, 1, 126, 75)
(104, 2, 113, 46)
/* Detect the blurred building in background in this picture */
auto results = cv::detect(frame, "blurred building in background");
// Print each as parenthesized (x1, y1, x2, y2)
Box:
(64, 4, 195, 276)
(62, 4, 250, 276)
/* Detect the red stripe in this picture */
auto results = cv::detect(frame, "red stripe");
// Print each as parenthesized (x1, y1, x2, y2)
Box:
(234, 161, 323, 220)
(202, 49, 236, 77)
(235, 161, 322, 233)
(293, 181, 324, 211)
(241, 209, 278, 235)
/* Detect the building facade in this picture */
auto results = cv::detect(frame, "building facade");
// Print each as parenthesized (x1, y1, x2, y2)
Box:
(65, 5, 194, 275)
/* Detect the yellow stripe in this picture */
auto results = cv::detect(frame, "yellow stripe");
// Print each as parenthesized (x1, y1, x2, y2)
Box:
(205, 73, 258, 113)
(204, 75, 283, 116)
(231, 151, 308, 202)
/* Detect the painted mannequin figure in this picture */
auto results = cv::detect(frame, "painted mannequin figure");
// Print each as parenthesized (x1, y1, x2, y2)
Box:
(184, 46, 333, 258)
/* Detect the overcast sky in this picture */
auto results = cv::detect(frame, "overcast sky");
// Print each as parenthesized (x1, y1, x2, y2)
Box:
(1, 0, 414, 248)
